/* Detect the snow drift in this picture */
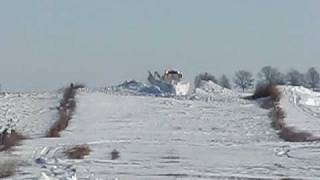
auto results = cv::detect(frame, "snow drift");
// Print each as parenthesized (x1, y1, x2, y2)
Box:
(111, 79, 190, 97)
(190, 80, 238, 102)
(279, 86, 320, 137)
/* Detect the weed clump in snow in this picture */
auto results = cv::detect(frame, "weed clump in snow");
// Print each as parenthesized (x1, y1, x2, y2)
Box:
(269, 106, 285, 130)
(64, 144, 91, 159)
(250, 83, 281, 102)
(0, 159, 16, 178)
(0, 129, 25, 151)
(278, 127, 315, 142)
(111, 149, 120, 160)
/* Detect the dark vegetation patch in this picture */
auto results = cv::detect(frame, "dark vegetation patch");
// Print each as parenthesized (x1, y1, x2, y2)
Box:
(0, 131, 23, 178)
(0, 130, 25, 151)
(0, 159, 16, 178)
(250, 84, 319, 142)
(246, 83, 281, 102)
(46, 83, 83, 137)
(64, 144, 91, 159)
(111, 149, 120, 160)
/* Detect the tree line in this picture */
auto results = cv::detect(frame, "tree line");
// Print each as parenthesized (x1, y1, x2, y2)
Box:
(196, 66, 320, 92)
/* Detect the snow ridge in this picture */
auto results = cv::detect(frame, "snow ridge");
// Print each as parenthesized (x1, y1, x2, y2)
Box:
(280, 86, 320, 137)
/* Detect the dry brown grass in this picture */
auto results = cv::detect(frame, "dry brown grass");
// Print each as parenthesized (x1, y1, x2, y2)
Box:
(0, 159, 16, 178)
(269, 106, 286, 130)
(64, 144, 91, 159)
(278, 127, 314, 142)
(0, 130, 25, 151)
(259, 97, 274, 109)
(47, 83, 83, 137)
(46, 110, 70, 137)
(250, 84, 281, 102)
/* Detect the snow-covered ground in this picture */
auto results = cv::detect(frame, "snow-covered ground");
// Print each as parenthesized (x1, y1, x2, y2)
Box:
(0, 92, 60, 179)
(280, 86, 320, 136)
(2, 83, 320, 179)
(0, 92, 60, 138)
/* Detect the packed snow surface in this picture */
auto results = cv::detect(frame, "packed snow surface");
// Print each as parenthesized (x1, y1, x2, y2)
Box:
(173, 82, 190, 96)
(2, 84, 320, 179)
(196, 80, 235, 95)
(0, 92, 59, 138)
(0, 92, 60, 179)
(280, 86, 320, 136)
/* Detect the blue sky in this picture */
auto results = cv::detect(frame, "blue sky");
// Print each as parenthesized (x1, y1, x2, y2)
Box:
(0, 0, 319, 91)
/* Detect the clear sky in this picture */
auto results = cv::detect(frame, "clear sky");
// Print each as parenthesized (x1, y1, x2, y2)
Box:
(0, 0, 319, 91)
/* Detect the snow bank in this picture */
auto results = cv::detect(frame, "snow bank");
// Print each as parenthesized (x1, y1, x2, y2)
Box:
(279, 86, 320, 137)
(196, 80, 234, 95)
(108, 80, 183, 97)
(108, 79, 237, 103)
(191, 80, 238, 102)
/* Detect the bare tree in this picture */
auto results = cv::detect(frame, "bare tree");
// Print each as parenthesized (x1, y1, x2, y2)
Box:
(194, 72, 217, 88)
(219, 74, 231, 89)
(233, 70, 254, 92)
(258, 66, 285, 85)
(306, 67, 320, 90)
(286, 69, 305, 86)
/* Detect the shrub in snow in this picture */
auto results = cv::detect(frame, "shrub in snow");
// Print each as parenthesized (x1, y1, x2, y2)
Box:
(270, 106, 285, 130)
(0, 129, 25, 151)
(111, 149, 120, 160)
(64, 144, 91, 159)
(251, 83, 281, 102)
(278, 127, 314, 142)
(0, 159, 16, 178)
